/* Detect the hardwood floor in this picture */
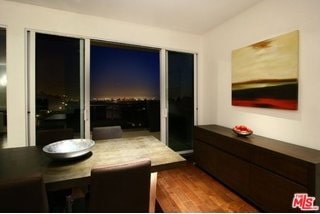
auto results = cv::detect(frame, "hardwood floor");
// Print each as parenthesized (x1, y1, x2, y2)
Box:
(156, 162, 258, 212)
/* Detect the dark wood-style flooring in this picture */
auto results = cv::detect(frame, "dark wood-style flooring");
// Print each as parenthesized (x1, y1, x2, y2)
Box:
(156, 162, 258, 212)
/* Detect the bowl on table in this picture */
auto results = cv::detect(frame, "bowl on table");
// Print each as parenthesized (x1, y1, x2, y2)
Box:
(42, 139, 95, 160)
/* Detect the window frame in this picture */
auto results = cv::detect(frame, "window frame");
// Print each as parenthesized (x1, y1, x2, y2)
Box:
(25, 29, 198, 149)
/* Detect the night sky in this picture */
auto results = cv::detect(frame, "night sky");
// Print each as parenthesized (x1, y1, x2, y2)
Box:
(90, 45, 160, 99)
(36, 33, 80, 99)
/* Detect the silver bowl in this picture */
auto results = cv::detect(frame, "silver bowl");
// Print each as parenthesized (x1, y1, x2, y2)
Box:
(43, 139, 95, 159)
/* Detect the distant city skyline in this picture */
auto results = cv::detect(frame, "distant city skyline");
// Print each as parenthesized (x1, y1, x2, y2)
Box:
(90, 45, 160, 100)
(91, 96, 159, 101)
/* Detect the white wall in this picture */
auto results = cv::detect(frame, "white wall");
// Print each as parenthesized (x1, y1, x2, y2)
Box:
(0, 0, 201, 148)
(201, 0, 320, 150)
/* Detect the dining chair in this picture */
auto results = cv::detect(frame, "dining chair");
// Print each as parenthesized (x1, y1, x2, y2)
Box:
(92, 125, 123, 140)
(36, 128, 74, 147)
(89, 158, 151, 213)
(36, 128, 75, 212)
(0, 173, 49, 213)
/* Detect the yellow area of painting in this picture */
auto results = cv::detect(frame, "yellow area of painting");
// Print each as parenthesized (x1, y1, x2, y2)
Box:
(232, 30, 299, 84)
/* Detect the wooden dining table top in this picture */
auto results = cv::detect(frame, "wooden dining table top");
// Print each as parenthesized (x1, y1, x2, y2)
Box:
(0, 136, 186, 191)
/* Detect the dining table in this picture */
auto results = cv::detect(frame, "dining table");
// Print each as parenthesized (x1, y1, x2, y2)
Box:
(0, 135, 186, 191)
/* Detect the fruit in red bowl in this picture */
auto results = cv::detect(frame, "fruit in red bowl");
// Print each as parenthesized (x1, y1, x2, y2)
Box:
(232, 125, 253, 136)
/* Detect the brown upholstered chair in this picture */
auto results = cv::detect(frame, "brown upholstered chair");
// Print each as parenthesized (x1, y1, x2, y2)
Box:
(89, 158, 151, 213)
(36, 128, 74, 147)
(0, 173, 49, 212)
(92, 126, 123, 141)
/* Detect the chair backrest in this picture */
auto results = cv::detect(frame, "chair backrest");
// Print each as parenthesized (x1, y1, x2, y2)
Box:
(89, 158, 151, 213)
(92, 126, 123, 141)
(36, 128, 74, 147)
(0, 173, 49, 213)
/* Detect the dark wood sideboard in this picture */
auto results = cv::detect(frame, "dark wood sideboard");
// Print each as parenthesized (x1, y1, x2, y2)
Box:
(194, 125, 320, 212)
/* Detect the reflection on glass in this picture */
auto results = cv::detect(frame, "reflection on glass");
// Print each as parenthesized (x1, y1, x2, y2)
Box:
(35, 33, 83, 145)
(168, 51, 194, 151)
(0, 28, 7, 146)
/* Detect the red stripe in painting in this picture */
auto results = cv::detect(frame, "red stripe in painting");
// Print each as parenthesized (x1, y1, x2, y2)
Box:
(232, 98, 298, 110)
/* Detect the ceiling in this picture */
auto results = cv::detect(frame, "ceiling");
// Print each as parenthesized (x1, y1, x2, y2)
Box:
(6, 0, 261, 34)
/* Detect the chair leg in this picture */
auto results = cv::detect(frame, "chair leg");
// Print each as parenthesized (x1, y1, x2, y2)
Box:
(149, 172, 158, 213)
(66, 195, 73, 213)
(65, 187, 87, 212)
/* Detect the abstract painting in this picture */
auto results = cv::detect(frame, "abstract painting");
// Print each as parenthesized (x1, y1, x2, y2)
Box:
(232, 30, 299, 110)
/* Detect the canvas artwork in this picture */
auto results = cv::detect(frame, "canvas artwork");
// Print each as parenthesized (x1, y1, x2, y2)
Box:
(232, 30, 299, 110)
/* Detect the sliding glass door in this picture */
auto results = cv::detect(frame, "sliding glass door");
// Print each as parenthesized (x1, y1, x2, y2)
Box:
(29, 33, 85, 146)
(90, 41, 160, 139)
(167, 51, 194, 151)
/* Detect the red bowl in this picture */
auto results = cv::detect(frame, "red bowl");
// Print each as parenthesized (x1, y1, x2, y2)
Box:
(232, 126, 253, 137)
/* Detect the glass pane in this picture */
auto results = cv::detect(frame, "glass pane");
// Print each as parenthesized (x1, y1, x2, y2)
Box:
(90, 42, 160, 139)
(168, 51, 194, 151)
(0, 28, 7, 147)
(35, 33, 83, 146)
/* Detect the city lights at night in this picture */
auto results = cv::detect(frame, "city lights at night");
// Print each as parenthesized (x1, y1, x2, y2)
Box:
(90, 45, 160, 100)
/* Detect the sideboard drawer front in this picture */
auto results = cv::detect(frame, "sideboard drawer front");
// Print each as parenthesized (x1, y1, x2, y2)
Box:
(249, 164, 307, 212)
(214, 147, 250, 196)
(194, 126, 215, 143)
(194, 139, 250, 196)
(195, 127, 252, 161)
(194, 140, 217, 173)
(214, 134, 252, 162)
(252, 148, 309, 186)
